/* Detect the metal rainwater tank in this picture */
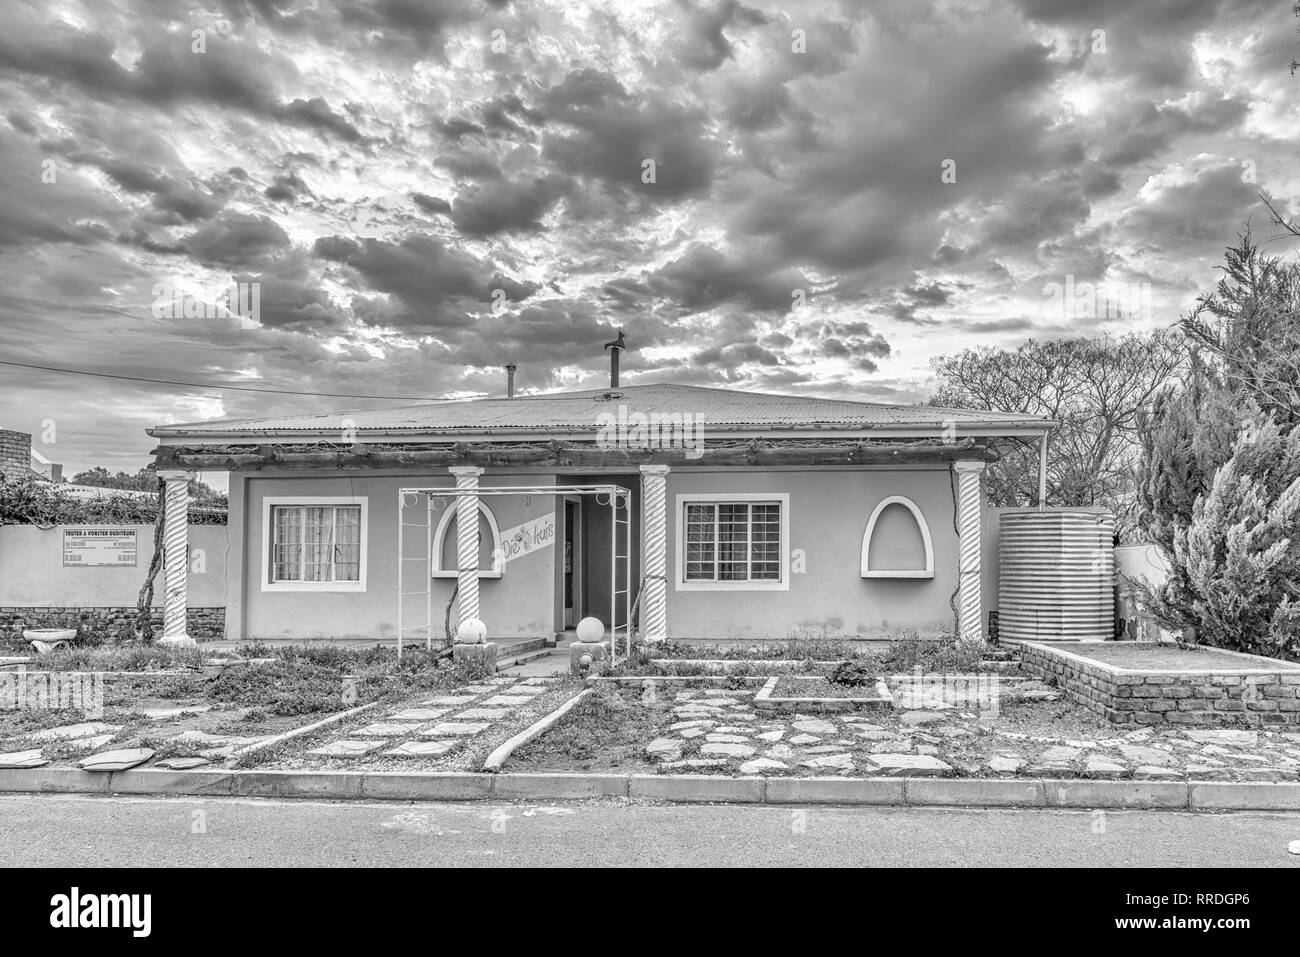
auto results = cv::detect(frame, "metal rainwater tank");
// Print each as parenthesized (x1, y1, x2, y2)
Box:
(997, 508, 1115, 641)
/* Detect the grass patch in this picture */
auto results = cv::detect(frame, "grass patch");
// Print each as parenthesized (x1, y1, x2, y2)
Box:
(878, 635, 986, 674)
(650, 635, 865, 661)
(0, 707, 89, 738)
(206, 646, 487, 716)
(772, 676, 885, 699)
(509, 686, 675, 768)
(25, 643, 204, 672)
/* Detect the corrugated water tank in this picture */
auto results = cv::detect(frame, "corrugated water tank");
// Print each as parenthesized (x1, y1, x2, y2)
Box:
(998, 508, 1115, 641)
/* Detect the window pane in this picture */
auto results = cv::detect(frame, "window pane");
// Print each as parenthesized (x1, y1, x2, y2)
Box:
(682, 500, 781, 583)
(271, 503, 362, 584)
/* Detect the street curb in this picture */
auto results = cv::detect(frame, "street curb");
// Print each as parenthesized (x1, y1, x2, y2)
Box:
(3, 768, 1300, 810)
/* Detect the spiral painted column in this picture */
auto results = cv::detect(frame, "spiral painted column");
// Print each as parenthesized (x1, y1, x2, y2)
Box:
(449, 466, 483, 628)
(953, 460, 986, 642)
(639, 464, 669, 644)
(157, 469, 195, 647)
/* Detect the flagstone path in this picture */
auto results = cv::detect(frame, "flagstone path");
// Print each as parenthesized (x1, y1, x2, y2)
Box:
(637, 688, 1300, 780)
(303, 675, 553, 760)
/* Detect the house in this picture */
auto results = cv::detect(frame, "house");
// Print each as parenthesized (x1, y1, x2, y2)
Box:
(145, 383, 1053, 645)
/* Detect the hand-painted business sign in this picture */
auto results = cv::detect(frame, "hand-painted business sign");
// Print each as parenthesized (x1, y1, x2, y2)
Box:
(496, 513, 556, 566)
(62, 527, 138, 567)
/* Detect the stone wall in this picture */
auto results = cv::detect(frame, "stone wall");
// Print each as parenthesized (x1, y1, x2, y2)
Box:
(0, 429, 32, 482)
(0, 606, 226, 641)
(1019, 642, 1300, 727)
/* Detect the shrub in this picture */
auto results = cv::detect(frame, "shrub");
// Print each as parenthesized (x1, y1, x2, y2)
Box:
(0, 476, 226, 526)
(1146, 414, 1300, 659)
(828, 659, 876, 686)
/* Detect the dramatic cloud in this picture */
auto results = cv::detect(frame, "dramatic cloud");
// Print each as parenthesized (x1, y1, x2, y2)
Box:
(0, 0, 1297, 482)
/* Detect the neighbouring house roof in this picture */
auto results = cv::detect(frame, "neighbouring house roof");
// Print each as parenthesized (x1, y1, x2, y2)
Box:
(149, 383, 1053, 442)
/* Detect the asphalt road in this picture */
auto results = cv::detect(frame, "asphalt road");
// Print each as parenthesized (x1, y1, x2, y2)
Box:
(2, 794, 1299, 867)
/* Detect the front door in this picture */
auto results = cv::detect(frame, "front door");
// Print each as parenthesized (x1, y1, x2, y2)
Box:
(563, 497, 582, 628)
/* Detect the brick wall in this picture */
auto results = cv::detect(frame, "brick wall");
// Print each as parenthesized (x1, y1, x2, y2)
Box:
(0, 606, 225, 642)
(0, 429, 32, 482)
(1019, 642, 1300, 727)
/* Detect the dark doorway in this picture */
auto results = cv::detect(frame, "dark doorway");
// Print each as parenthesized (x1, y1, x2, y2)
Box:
(563, 496, 581, 628)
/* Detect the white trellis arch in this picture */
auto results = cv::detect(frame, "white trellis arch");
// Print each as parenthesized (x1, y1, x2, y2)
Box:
(860, 494, 935, 579)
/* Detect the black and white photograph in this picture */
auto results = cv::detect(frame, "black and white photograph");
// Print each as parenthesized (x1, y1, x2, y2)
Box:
(0, 0, 1298, 924)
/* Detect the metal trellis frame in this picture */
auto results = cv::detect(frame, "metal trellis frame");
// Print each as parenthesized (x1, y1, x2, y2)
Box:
(396, 484, 633, 663)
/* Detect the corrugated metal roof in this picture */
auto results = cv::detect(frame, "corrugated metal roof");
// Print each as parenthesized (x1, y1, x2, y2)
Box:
(149, 383, 1050, 438)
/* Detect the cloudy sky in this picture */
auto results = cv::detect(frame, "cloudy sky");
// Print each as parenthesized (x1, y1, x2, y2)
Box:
(1, 0, 1298, 485)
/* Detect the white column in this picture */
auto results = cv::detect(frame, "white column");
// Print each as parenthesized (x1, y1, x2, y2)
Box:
(157, 469, 195, 647)
(639, 464, 669, 644)
(1037, 432, 1049, 509)
(450, 466, 483, 628)
(954, 460, 986, 642)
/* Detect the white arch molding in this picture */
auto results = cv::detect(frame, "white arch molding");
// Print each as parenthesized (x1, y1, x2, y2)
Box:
(431, 500, 504, 578)
(860, 495, 935, 579)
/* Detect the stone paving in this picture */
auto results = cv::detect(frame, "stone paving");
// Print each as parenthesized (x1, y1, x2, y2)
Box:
(638, 688, 1300, 779)
(304, 675, 551, 760)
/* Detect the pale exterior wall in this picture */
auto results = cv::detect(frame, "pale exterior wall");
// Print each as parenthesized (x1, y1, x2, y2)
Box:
(231, 470, 559, 642)
(661, 466, 964, 640)
(223, 463, 986, 642)
(0, 524, 228, 606)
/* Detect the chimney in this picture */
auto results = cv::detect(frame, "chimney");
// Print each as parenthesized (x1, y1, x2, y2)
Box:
(0, 429, 32, 483)
(603, 330, 627, 388)
(504, 362, 517, 398)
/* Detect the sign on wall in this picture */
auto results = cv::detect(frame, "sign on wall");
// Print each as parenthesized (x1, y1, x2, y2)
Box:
(62, 527, 138, 567)
(496, 512, 556, 566)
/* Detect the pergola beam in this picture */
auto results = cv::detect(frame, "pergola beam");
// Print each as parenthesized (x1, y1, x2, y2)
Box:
(152, 439, 998, 472)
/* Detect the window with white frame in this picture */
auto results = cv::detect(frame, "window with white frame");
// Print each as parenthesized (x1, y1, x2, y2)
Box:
(265, 499, 365, 588)
(682, 498, 784, 584)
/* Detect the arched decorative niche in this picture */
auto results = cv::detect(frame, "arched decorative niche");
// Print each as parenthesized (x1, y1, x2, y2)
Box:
(432, 501, 504, 578)
(860, 495, 934, 579)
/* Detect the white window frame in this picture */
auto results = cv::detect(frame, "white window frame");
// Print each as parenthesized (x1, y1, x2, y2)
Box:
(860, 495, 934, 579)
(674, 492, 790, 591)
(431, 500, 504, 579)
(261, 496, 368, 592)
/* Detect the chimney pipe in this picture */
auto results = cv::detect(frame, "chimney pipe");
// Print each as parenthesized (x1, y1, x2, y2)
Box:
(603, 330, 627, 388)
(504, 362, 517, 398)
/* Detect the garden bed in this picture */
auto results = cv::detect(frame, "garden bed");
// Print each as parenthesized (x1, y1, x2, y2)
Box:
(1051, 642, 1300, 672)
(755, 675, 892, 713)
(0, 644, 492, 769)
(1019, 641, 1300, 728)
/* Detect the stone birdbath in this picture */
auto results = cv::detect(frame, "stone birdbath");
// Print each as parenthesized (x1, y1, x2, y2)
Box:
(23, 628, 76, 655)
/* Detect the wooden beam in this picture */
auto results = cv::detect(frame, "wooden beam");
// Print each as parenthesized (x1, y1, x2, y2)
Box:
(152, 439, 996, 472)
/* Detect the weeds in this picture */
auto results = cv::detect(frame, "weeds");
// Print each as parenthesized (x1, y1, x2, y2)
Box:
(29, 644, 204, 672)
(880, 634, 986, 674)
